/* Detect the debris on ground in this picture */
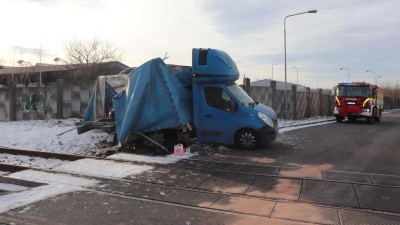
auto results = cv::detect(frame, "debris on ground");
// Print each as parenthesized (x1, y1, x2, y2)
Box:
(186, 142, 232, 155)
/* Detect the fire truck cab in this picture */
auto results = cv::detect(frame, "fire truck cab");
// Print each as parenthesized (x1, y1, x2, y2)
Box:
(333, 82, 384, 124)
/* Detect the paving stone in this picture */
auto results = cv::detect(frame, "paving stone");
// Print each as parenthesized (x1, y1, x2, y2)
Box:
(114, 182, 174, 200)
(175, 159, 216, 170)
(272, 202, 340, 225)
(323, 170, 371, 184)
(159, 189, 221, 207)
(196, 171, 256, 194)
(154, 168, 213, 188)
(95, 180, 132, 193)
(279, 166, 322, 179)
(235, 164, 280, 175)
(128, 167, 172, 183)
(210, 196, 276, 216)
(340, 209, 400, 225)
(369, 174, 400, 187)
(299, 180, 359, 208)
(245, 176, 302, 201)
(354, 184, 400, 213)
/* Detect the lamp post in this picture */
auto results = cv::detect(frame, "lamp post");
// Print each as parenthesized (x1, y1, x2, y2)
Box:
(387, 82, 398, 109)
(17, 60, 38, 86)
(17, 60, 33, 67)
(54, 57, 68, 64)
(292, 66, 299, 84)
(271, 63, 278, 80)
(284, 9, 317, 119)
(366, 70, 381, 85)
(339, 67, 350, 81)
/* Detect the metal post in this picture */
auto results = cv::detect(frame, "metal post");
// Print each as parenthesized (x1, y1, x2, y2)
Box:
(340, 67, 350, 81)
(293, 66, 299, 84)
(284, 9, 317, 119)
(271, 63, 277, 80)
(366, 70, 380, 85)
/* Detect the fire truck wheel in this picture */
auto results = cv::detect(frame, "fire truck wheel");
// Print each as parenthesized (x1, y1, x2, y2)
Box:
(374, 110, 381, 122)
(348, 116, 357, 122)
(335, 116, 344, 122)
(367, 109, 376, 124)
(235, 129, 260, 150)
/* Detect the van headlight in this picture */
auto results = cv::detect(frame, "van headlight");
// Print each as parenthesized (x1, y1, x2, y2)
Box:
(258, 112, 274, 127)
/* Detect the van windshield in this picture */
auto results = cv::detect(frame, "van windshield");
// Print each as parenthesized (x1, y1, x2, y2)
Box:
(226, 83, 255, 106)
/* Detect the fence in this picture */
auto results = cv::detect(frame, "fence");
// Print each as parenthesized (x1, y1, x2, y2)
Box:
(0, 79, 333, 122)
(246, 80, 333, 119)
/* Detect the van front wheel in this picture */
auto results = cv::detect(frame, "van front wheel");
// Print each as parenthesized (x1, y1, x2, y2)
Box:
(235, 129, 260, 150)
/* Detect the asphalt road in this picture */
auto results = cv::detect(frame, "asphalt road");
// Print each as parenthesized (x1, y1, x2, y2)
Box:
(208, 110, 400, 176)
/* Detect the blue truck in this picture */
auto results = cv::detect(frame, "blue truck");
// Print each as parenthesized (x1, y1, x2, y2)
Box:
(79, 48, 278, 150)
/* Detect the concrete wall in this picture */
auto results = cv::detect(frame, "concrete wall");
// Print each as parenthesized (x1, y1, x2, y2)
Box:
(0, 80, 93, 121)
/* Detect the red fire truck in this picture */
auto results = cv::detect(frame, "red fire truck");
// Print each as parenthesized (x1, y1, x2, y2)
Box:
(333, 82, 384, 123)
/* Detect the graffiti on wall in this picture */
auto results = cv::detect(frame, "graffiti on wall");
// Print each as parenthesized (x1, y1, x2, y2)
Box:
(18, 93, 52, 112)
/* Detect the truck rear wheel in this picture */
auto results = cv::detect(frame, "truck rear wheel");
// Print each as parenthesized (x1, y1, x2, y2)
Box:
(235, 129, 260, 150)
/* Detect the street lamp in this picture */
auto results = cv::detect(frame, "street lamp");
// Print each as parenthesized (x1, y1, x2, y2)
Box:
(284, 9, 317, 119)
(271, 63, 278, 80)
(339, 67, 350, 81)
(292, 66, 299, 84)
(17, 60, 33, 67)
(54, 57, 68, 64)
(393, 84, 398, 109)
(17, 60, 38, 86)
(366, 70, 381, 85)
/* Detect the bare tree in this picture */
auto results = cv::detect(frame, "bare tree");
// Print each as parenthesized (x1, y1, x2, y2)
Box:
(63, 38, 123, 82)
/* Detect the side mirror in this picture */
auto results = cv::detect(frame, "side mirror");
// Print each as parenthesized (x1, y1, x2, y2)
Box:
(331, 87, 337, 96)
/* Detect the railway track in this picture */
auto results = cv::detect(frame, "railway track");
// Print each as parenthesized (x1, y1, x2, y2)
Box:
(1, 147, 400, 224)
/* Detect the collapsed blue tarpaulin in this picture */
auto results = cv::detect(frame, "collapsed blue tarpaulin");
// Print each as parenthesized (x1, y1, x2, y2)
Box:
(83, 82, 97, 121)
(83, 81, 118, 121)
(112, 58, 193, 143)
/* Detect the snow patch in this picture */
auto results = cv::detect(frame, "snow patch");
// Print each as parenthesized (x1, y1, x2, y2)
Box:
(108, 152, 194, 164)
(7, 170, 99, 187)
(0, 184, 85, 214)
(0, 153, 67, 169)
(1, 170, 100, 214)
(52, 158, 154, 179)
(0, 119, 111, 154)
(279, 121, 336, 133)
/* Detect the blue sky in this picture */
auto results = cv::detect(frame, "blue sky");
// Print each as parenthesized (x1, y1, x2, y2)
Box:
(1, 0, 399, 88)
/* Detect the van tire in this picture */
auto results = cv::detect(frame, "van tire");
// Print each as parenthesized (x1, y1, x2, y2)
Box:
(235, 129, 260, 150)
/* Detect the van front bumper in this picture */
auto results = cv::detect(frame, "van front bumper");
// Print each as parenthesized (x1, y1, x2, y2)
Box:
(258, 123, 278, 146)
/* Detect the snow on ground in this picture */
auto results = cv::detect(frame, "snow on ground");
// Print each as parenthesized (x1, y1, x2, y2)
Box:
(0, 119, 112, 154)
(108, 152, 194, 165)
(0, 115, 338, 214)
(53, 158, 154, 179)
(1, 170, 100, 213)
(0, 153, 67, 169)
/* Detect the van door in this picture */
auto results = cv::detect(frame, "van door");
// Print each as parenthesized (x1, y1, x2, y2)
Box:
(196, 85, 239, 145)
